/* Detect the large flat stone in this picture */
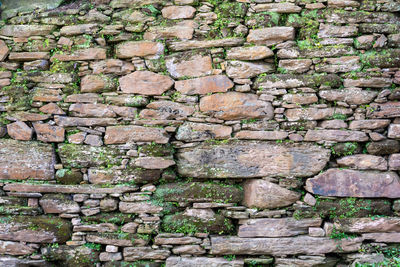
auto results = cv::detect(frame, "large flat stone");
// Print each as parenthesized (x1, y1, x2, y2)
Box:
(166, 257, 244, 267)
(334, 217, 400, 233)
(0, 216, 71, 243)
(3, 183, 137, 194)
(304, 130, 369, 142)
(367, 102, 400, 118)
(168, 38, 245, 51)
(0, 25, 56, 37)
(104, 125, 169, 144)
(115, 41, 164, 58)
(243, 179, 300, 209)
(210, 236, 363, 256)
(177, 141, 330, 178)
(247, 27, 295, 46)
(238, 218, 322, 237)
(119, 71, 174, 95)
(199, 92, 273, 120)
(0, 139, 55, 180)
(175, 75, 233, 95)
(1, 0, 63, 19)
(58, 144, 124, 168)
(0, 241, 35, 256)
(305, 169, 400, 198)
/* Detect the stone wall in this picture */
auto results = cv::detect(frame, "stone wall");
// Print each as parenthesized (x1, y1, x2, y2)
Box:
(0, 0, 399, 266)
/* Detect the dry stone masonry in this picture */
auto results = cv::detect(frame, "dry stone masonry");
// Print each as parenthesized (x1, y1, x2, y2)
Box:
(0, 0, 399, 266)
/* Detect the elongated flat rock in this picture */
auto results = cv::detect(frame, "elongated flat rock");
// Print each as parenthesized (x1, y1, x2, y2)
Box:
(175, 75, 234, 95)
(247, 27, 295, 46)
(305, 169, 400, 198)
(334, 217, 400, 233)
(104, 125, 169, 144)
(166, 257, 244, 267)
(0, 139, 55, 180)
(210, 236, 363, 256)
(168, 38, 245, 51)
(3, 183, 137, 194)
(0, 25, 56, 37)
(119, 71, 174, 95)
(238, 218, 322, 237)
(177, 141, 330, 178)
(304, 130, 369, 142)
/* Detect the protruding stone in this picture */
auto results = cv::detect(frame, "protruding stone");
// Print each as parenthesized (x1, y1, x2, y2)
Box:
(115, 41, 164, 58)
(0, 139, 55, 180)
(306, 169, 400, 198)
(7, 121, 32, 141)
(0, 25, 56, 37)
(243, 179, 300, 209)
(335, 217, 400, 233)
(166, 54, 212, 79)
(337, 154, 387, 170)
(39, 194, 80, 214)
(238, 218, 322, 237)
(176, 122, 232, 142)
(0, 40, 9, 61)
(211, 236, 362, 255)
(199, 92, 273, 120)
(226, 61, 274, 79)
(175, 75, 233, 95)
(247, 27, 295, 46)
(161, 6, 196, 19)
(304, 130, 369, 142)
(177, 141, 330, 178)
(120, 71, 174, 95)
(33, 123, 65, 143)
(226, 46, 274, 60)
(104, 125, 169, 144)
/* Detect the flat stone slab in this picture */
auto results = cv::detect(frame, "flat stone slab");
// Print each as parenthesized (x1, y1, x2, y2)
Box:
(176, 141, 330, 178)
(334, 217, 400, 233)
(166, 257, 244, 267)
(238, 218, 322, 237)
(1, 0, 63, 19)
(210, 236, 363, 256)
(3, 183, 137, 194)
(305, 169, 400, 198)
(0, 139, 55, 180)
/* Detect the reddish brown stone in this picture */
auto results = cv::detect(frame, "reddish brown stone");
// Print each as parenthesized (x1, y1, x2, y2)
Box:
(306, 169, 400, 198)
(166, 54, 212, 79)
(81, 75, 116, 93)
(0, 139, 55, 180)
(0, 25, 56, 37)
(247, 27, 295, 46)
(6, 112, 50, 122)
(8, 52, 49, 61)
(33, 123, 65, 143)
(115, 41, 164, 58)
(7, 121, 33, 141)
(104, 125, 169, 144)
(120, 71, 174, 95)
(199, 92, 273, 120)
(243, 179, 300, 209)
(175, 75, 233, 95)
(235, 130, 288, 140)
(39, 103, 66, 115)
(140, 101, 194, 120)
(349, 119, 390, 130)
(51, 48, 106, 61)
(161, 6, 196, 19)
(304, 130, 369, 142)
(176, 122, 232, 142)
(0, 40, 10, 61)
(54, 116, 117, 127)
(337, 154, 387, 170)
(367, 102, 400, 118)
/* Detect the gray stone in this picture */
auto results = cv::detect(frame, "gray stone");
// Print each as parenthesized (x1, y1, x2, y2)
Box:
(177, 141, 330, 178)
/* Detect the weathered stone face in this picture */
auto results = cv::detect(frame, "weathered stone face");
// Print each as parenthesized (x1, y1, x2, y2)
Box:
(210, 236, 363, 256)
(247, 27, 295, 46)
(0, 139, 55, 180)
(177, 141, 330, 178)
(104, 125, 169, 144)
(199, 92, 273, 120)
(305, 169, 400, 198)
(119, 71, 174, 95)
(175, 75, 234, 95)
(0, 216, 71, 243)
(242, 179, 300, 209)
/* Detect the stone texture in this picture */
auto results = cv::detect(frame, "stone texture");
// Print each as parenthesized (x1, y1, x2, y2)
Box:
(7, 121, 33, 140)
(318, 24, 358, 38)
(0, 25, 56, 37)
(226, 46, 273, 60)
(39, 194, 80, 214)
(168, 38, 244, 51)
(211, 236, 362, 255)
(51, 48, 106, 61)
(337, 154, 387, 170)
(0, 40, 9, 61)
(123, 247, 170, 261)
(243, 179, 300, 209)
(319, 88, 377, 105)
(33, 123, 65, 143)
(176, 122, 232, 142)
(119, 201, 163, 214)
(247, 27, 295, 46)
(367, 102, 400, 118)
(175, 75, 233, 95)
(0, 139, 55, 180)
(304, 130, 369, 142)
(239, 218, 322, 237)
(334, 217, 400, 233)
(104, 125, 169, 144)
(140, 101, 194, 120)
(254, 3, 301, 13)
(199, 92, 273, 120)
(120, 71, 174, 95)
(349, 119, 391, 130)
(285, 107, 352, 121)
(161, 6, 196, 19)
(166, 54, 212, 79)
(0, 241, 35, 256)
(234, 130, 288, 140)
(116, 41, 163, 58)
(305, 169, 400, 198)
(177, 141, 330, 178)
(227, 61, 275, 79)
(278, 59, 312, 73)
(166, 257, 244, 267)
(0, 216, 71, 243)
